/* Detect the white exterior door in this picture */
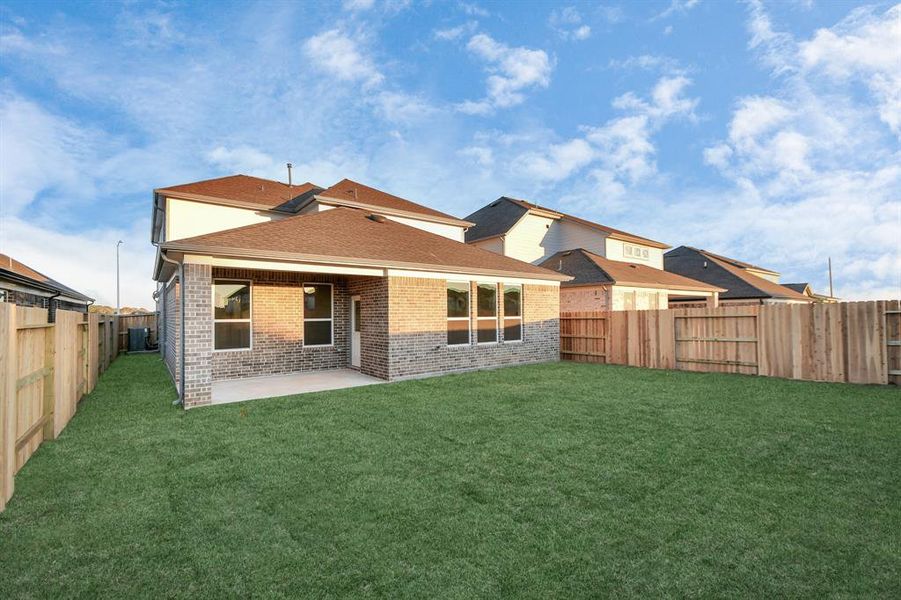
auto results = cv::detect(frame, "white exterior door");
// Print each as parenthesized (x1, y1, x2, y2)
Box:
(351, 296, 361, 369)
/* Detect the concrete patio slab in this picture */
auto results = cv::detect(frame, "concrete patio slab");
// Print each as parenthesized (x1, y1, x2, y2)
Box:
(211, 369, 385, 405)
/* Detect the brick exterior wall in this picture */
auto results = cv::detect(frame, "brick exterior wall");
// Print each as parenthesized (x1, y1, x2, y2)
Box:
(175, 266, 560, 409)
(164, 278, 180, 386)
(347, 277, 390, 379)
(209, 269, 353, 381)
(182, 263, 213, 408)
(386, 277, 559, 379)
(560, 285, 610, 312)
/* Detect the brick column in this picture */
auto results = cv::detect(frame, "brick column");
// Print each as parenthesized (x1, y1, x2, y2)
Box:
(182, 263, 212, 408)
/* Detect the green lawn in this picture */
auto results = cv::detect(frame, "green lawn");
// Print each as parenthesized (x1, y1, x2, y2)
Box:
(1, 355, 899, 598)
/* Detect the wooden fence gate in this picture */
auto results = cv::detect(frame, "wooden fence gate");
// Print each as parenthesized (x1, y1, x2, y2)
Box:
(561, 300, 901, 386)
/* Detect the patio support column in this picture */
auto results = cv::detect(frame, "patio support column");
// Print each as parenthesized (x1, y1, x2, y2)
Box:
(182, 262, 212, 408)
(707, 292, 719, 309)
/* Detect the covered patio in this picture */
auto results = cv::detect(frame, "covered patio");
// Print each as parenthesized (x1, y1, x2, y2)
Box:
(211, 368, 384, 405)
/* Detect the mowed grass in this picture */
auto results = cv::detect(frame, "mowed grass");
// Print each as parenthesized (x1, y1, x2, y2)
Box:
(1, 355, 899, 598)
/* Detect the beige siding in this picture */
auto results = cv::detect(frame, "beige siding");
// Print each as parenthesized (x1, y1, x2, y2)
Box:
(471, 237, 504, 255)
(504, 213, 558, 264)
(166, 197, 282, 241)
(605, 237, 664, 269)
(384, 215, 466, 241)
(611, 286, 669, 311)
(556, 220, 607, 257)
(746, 268, 780, 283)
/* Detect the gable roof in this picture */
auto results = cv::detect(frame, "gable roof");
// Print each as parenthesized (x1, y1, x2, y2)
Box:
(540, 249, 723, 292)
(318, 179, 471, 225)
(161, 208, 570, 282)
(783, 283, 811, 295)
(464, 197, 669, 249)
(664, 246, 810, 301)
(683, 246, 779, 276)
(0, 253, 93, 302)
(156, 174, 323, 211)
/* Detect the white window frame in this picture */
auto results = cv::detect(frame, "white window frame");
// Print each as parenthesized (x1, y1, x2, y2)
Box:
(502, 283, 523, 344)
(476, 282, 499, 345)
(302, 282, 334, 348)
(446, 280, 471, 347)
(212, 278, 252, 352)
(624, 244, 650, 261)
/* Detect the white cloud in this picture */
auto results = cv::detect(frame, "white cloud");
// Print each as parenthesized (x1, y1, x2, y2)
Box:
(691, 2, 901, 300)
(434, 21, 479, 41)
(799, 4, 901, 135)
(654, 0, 700, 21)
(514, 139, 594, 182)
(207, 145, 280, 177)
(303, 29, 384, 87)
(549, 7, 592, 41)
(459, 33, 553, 112)
(2, 216, 156, 309)
(458, 2, 489, 18)
(343, 0, 375, 10)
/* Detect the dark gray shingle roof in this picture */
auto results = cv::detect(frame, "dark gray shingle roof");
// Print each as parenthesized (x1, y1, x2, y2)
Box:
(464, 198, 529, 243)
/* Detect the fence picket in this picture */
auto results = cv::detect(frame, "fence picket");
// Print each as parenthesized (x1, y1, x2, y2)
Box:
(562, 300, 896, 385)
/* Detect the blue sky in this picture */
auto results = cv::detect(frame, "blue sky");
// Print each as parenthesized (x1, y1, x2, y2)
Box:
(1, 0, 899, 307)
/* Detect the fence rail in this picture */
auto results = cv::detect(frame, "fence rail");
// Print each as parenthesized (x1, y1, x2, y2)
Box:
(1, 305, 119, 511)
(116, 312, 158, 352)
(562, 300, 901, 386)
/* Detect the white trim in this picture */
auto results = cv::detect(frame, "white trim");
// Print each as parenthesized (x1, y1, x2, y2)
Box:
(212, 279, 253, 352)
(502, 283, 523, 343)
(186, 255, 384, 277)
(387, 269, 561, 286)
(174, 254, 565, 284)
(350, 295, 361, 369)
(302, 282, 334, 347)
(446, 281, 471, 347)
(475, 282, 499, 345)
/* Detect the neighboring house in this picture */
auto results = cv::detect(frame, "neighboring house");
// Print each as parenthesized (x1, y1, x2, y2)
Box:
(783, 283, 840, 303)
(540, 249, 725, 311)
(152, 175, 569, 408)
(0, 253, 93, 318)
(464, 197, 720, 309)
(664, 246, 812, 305)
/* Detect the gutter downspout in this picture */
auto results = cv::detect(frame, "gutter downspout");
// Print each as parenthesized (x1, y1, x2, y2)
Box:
(156, 247, 185, 406)
(47, 291, 61, 323)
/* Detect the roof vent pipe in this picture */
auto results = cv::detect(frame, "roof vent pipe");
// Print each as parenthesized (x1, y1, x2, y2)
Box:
(286, 163, 293, 187)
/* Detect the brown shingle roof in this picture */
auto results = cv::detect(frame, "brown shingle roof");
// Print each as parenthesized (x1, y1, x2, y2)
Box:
(704, 255, 811, 301)
(541, 249, 723, 292)
(162, 208, 569, 281)
(156, 175, 323, 210)
(468, 197, 670, 249)
(318, 179, 467, 223)
(0, 253, 93, 302)
(688, 246, 779, 275)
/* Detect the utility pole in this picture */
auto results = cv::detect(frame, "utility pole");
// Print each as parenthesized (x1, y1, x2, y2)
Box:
(828, 257, 834, 298)
(116, 240, 124, 314)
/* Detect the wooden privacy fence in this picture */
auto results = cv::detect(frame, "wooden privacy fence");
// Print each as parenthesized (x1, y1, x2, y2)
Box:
(116, 312, 158, 352)
(0, 304, 119, 511)
(562, 300, 901, 386)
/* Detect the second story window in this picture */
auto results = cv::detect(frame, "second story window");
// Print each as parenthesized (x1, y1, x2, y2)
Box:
(624, 244, 650, 260)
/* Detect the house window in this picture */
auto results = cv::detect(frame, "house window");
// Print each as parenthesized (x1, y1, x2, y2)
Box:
(477, 283, 498, 343)
(213, 280, 251, 350)
(447, 281, 470, 345)
(625, 244, 650, 260)
(303, 283, 333, 346)
(503, 284, 522, 342)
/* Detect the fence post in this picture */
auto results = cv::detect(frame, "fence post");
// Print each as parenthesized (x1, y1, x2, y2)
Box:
(0, 304, 16, 510)
(42, 324, 56, 441)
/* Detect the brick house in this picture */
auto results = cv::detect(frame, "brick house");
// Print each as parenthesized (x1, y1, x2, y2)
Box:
(0, 253, 93, 319)
(152, 175, 569, 408)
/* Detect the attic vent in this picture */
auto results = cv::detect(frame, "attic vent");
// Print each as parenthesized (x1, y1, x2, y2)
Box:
(368, 213, 387, 223)
(490, 201, 500, 207)
(562, 250, 572, 256)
